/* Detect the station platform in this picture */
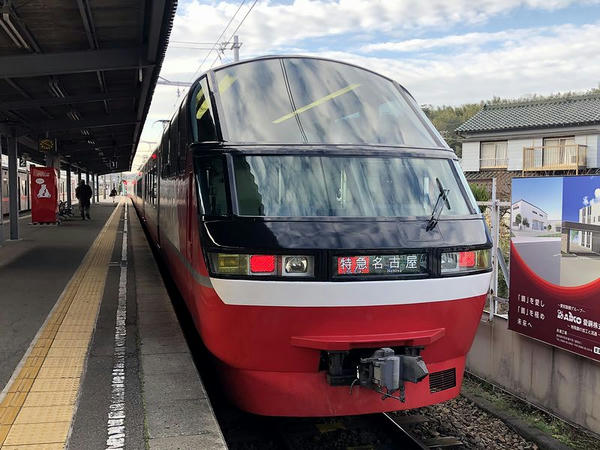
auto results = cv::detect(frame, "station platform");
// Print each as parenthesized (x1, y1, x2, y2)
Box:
(0, 201, 226, 449)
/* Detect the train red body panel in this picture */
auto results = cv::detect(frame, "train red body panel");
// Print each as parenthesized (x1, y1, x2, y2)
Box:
(132, 56, 492, 416)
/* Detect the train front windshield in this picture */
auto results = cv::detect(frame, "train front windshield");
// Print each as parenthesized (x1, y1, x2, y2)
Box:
(233, 156, 474, 218)
(214, 58, 438, 147)
(196, 155, 475, 218)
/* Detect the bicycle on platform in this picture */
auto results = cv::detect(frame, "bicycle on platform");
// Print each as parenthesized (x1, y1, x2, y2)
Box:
(58, 201, 74, 221)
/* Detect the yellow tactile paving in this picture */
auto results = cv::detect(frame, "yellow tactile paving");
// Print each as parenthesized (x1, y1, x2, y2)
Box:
(36, 358, 85, 368)
(3, 422, 70, 446)
(22, 392, 77, 408)
(0, 203, 123, 448)
(45, 347, 87, 359)
(36, 366, 83, 380)
(3, 444, 64, 450)
(30, 378, 80, 393)
(0, 427, 8, 446)
(53, 331, 92, 341)
(13, 406, 73, 425)
(6, 379, 34, 394)
(0, 394, 26, 409)
(3, 445, 65, 450)
(46, 340, 88, 349)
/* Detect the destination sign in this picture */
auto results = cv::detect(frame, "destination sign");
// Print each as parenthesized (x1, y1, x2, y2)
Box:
(336, 254, 427, 276)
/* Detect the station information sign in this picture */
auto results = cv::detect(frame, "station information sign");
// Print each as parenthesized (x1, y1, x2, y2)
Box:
(31, 167, 58, 224)
(509, 176, 600, 361)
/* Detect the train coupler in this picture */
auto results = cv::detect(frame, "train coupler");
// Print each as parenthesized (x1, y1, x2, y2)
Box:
(356, 348, 428, 402)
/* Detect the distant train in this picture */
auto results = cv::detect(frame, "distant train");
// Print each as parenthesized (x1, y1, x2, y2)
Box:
(1, 166, 30, 214)
(132, 56, 492, 417)
(1, 165, 78, 215)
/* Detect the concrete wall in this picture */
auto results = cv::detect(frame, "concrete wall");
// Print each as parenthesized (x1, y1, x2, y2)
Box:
(467, 317, 600, 434)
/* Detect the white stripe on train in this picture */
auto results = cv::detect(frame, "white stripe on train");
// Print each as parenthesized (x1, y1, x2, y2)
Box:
(210, 272, 491, 307)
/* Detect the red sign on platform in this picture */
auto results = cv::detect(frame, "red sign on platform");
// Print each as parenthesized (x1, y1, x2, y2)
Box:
(31, 167, 58, 223)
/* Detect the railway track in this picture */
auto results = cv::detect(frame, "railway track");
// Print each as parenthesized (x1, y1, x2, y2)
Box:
(378, 412, 463, 449)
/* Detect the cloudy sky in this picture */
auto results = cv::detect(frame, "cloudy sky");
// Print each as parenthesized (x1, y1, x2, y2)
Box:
(132, 0, 600, 168)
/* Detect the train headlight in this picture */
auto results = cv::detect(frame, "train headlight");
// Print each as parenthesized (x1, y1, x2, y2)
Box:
(440, 249, 491, 274)
(209, 253, 314, 278)
(283, 256, 308, 274)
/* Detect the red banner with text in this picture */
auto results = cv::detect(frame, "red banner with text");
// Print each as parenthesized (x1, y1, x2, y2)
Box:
(31, 167, 58, 224)
(509, 176, 600, 361)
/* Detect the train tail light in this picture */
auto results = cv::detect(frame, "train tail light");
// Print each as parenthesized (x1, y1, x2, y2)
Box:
(441, 249, 490, 274)
(250, 255, 276, 273)
(209, 253, 314, 278)
(458, 251, 475, 268)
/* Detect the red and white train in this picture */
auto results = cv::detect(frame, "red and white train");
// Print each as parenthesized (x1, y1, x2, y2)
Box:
(132, 56, 492, 416)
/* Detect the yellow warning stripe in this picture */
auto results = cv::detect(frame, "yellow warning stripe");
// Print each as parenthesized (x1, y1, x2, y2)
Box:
(0, 203, 123, 448)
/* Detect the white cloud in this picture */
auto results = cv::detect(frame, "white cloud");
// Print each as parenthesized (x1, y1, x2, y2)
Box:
(359, 29, 537, 53)
(132, 0, 600, 168)
(309, 22, 600, 105)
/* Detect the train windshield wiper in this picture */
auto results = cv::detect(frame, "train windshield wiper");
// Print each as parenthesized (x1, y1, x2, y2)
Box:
(426, 178, 451, 232)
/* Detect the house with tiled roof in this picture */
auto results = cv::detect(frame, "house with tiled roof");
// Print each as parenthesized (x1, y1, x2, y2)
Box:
(456, 94, 600, 198)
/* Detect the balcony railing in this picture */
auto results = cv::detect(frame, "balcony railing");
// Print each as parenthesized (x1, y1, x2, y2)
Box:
(480, 158, 508, 169)
(522, 144, 587, 174)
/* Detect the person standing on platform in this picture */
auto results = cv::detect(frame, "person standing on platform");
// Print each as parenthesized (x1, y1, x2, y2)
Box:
(110, 187, 118, 204)
(75, 180, 93, 220)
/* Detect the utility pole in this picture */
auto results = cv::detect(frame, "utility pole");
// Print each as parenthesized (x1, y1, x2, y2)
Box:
(232, 35, 241, 62)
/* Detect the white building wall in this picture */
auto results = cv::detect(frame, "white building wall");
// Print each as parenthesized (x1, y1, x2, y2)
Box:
(461, 141, 480, 172)
(575, 134, 600, 168)
(507, 138, 535, 171)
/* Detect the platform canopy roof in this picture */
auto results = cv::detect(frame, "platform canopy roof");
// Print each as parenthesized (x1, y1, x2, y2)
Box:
(0, 0, 177, 174)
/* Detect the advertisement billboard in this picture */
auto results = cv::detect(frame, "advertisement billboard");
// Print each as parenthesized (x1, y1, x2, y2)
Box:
(31, 167, 58, 224)
(509, 176, 600, 361)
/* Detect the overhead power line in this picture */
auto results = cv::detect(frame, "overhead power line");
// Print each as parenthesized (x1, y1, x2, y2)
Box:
(209, 0, 258, 70)
(189, 0, 247, 81)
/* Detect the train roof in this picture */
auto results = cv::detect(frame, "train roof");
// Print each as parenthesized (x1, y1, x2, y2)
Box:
(194, 54, 417, 103)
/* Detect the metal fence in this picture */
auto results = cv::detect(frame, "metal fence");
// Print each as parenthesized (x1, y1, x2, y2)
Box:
(477, 178, 511, 321)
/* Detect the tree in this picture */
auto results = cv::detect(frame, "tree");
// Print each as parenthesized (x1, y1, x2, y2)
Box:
(422, 103, 482, 157)
(515, 213, 522, 228)
(469, 183, 490, 202)
(522, 217, 530, 228)
(547, 224, 552, 231)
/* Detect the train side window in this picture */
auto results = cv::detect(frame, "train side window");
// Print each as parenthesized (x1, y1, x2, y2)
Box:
(195, 156, 228, 216)
(170, 115, 179, 176)
(191, 77, 217, 142)
(161, 132, 171, 178)
(178, 100, 188, 174)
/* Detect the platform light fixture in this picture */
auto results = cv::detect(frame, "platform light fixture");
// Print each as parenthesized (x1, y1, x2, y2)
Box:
(48, 78, 66, 98)
(0, 1, 34, 50)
